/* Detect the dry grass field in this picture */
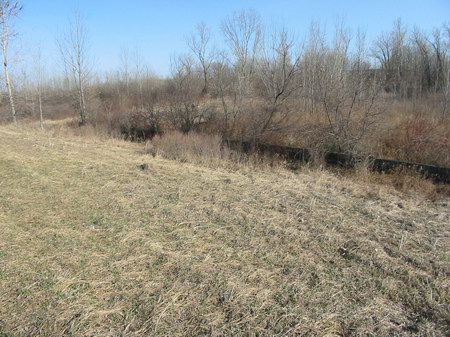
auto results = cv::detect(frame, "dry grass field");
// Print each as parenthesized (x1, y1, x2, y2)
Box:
(0, 125, 449, 336)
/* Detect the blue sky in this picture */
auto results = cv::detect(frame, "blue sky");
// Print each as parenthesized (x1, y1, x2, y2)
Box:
(17, 0, 450, 77)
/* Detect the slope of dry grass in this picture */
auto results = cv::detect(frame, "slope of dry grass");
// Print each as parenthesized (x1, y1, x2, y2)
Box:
(0, 125, 449, 336)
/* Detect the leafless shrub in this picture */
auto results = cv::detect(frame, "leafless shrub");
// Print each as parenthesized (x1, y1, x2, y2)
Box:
(380, 114, 450, 166)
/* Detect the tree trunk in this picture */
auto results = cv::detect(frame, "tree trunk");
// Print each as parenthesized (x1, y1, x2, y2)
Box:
(78, 69, 87, 125)
(38, 89, 43, 129)
(5, 64, 16, 124)
(2, 25, 16, 124)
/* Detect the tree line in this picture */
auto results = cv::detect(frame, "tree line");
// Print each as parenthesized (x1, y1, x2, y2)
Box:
(1, 3, 449, 161)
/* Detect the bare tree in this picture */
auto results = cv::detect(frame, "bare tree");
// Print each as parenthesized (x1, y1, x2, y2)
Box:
(221, 9, 262, 96)
(299, 22, 326, 115)
(308, 25, 384, 154)
(441, 24, 450, 117)
(429, 28, 447, 94)
(256, 28, 302, 136)
(119, 46, 130, 97)
(34, 47, 44, 129)
(187, 22, 215, 94)
(57, 10, 91, 125)
(165, 54, 208, 133)
(0, 0, 21, 124)
(210, 51, 241, 136)
(372, 19, 407, 96)
(130, 45, 146, 110)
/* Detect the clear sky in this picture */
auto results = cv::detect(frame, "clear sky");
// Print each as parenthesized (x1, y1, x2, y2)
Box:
(17, 0, 450, 77)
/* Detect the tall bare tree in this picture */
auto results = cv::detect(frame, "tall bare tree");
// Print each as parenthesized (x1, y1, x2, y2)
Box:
(0, 0, 21, 124)
(187, 22, 215, 94)
(57, 10, 91, 125)
(372, 19, 407, 96)
(34, 47, 44, 129)
(429, 28, 447, 94)
(221, 9, 262, 96)
(441, 24, 450, 117)
(165, 54, 207, 133)
(210, 51, 240, 136)
(256, 28, 302, 136)
(301, 24, 385, 154)
(132, 45, 145, 110)
(119, 46, 130, 97)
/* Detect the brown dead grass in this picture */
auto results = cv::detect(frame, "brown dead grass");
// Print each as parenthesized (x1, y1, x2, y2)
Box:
(0, 124, 449, 336)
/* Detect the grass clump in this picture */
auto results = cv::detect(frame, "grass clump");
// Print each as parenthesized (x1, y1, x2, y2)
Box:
(146, 131, 228, 166)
